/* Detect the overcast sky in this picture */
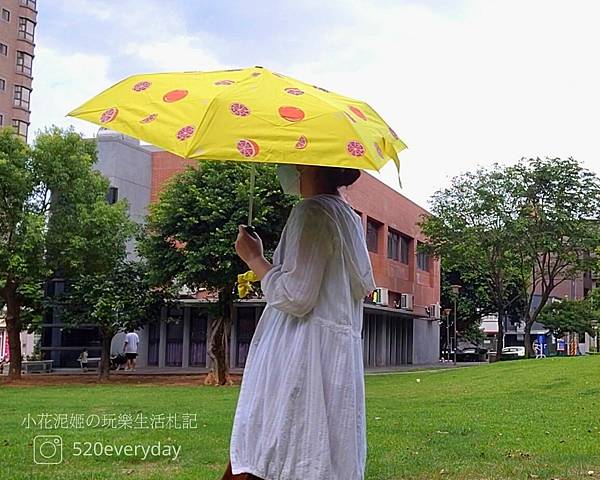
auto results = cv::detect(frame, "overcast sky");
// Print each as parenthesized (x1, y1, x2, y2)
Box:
(29, 0, 600, 209)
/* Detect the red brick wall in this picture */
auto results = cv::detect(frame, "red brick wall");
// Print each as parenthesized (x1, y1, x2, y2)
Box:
(151, 151, 197, 203)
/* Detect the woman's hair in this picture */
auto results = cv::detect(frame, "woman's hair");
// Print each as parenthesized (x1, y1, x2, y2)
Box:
(320, 166, 361, 190)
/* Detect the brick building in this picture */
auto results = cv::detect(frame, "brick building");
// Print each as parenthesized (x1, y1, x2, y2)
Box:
(0, 0, 37, 140)
(41, 131, 441, 370)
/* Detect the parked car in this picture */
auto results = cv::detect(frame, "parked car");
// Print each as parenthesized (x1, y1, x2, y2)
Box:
(501, 346, 526, 360)
(455, 346, 488, 362)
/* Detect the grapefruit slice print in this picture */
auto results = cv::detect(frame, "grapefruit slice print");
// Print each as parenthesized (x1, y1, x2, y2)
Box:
(278, 106, 305, 122)
(347, 141, 365, 157)
(230, 102, 251, 116)
(285, 87, 304, 96)
(133, 81, 152, 92)
(163, 90, 188, 103)
(295, 135, 308, 150)
(176, 125, 195, 141)
(214, 79, 235, 86)
(140, 113, 158, 124)
(349, 106, 367, 121)
(100, 107, 118, 123)
(237, 139, 260, 158)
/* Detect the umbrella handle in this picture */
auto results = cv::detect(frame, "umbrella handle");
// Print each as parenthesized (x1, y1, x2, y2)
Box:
(243, 224, 258, 238)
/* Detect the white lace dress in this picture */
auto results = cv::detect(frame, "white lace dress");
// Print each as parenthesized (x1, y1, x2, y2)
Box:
(229, 193, 377, 480)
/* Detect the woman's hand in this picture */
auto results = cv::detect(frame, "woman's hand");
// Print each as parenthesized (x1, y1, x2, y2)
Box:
(235, 225, 264, 265)
(235, 225, 274, 280)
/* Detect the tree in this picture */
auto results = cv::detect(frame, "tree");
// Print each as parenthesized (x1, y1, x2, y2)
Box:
(419, 165, 524, 358)
(509, 158, 600, 356)
(0, 126, 134, 380)
(56, 260, 173, 380)
(139, 161, 296, 385)
(537, 296, 600, 340)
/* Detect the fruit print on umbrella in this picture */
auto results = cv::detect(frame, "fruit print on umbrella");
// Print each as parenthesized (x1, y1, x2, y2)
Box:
(349, 106, 367, 121)
(237, 139, 260, 158)
(388, 126, 399, 140)
(279, 106, 305, 122)
(176, 125, 195, 141)
(140, 113, 158, 124)
(347, 141, 365, 157)
(100, 108, 118, 123)
(295, 135, 308, 150)
(284, 87, 304, 96)
(163, 90, 188, 103)
(132, 81, 151, 92)
(230, 103, 251, 117)
(214, 79, 235, 86)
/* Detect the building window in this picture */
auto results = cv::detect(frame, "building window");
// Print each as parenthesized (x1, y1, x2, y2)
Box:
(12, 119, 28, 138)
(20, 0, 37, 9)
(400, 235, 410, 264)
(387, 228, 400, 261)
(0, 43, 7, 56)
(106, 186, 118, 204)
(18, 17, 36, 43)
(14, 85, 31, 110)
(417, 243, 430, 271)
(366, 217, 380, 253)
(16, 51, 33, 76)
(1, 9, 10, 22)
(0, 114, 3, 126)
(0, 78, 5, 91)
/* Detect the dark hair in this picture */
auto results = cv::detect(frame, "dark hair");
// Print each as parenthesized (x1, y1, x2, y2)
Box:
(320, 166, 361, 190)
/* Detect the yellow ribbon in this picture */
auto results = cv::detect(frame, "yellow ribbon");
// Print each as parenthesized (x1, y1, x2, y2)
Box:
(237, 270, 260, 298)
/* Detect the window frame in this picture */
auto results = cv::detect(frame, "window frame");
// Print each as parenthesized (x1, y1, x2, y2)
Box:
(12, 119, 29, 138)
(13, 84, 31, 110)
(366, 217, 381, 253)
(387, 228, 400, 261)
(0, 114, 4, 126)
(0, 78, 6, 91)
(0, 43, 8, 56)
(416, 242, 430, 272)
(16, 50, 33, 77)
(20, 0, 37, 10)
(18, 17, 36, 43)
(1, 9, 10, 22)
(400, 234, 411, 265)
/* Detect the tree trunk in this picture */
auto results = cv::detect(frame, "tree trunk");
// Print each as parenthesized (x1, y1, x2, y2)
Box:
(205, 286, 234, 386)
(98, 333, 112, 381)
(524, 317, 534, 358)
(5, 286, 23, 381)
(493, 313, 504, 362)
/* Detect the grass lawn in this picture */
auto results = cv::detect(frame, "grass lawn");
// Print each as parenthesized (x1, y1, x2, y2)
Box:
(1, 356, 599, 480)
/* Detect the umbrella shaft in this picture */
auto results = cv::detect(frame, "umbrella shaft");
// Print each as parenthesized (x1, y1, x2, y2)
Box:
(248, 163, 255, 226)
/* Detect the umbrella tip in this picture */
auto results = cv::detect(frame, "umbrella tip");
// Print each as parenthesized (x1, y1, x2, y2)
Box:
(254, 65, 263, 68)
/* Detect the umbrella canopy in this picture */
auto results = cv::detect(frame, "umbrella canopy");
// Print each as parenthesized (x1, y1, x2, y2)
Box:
(67, 66, 406, 176)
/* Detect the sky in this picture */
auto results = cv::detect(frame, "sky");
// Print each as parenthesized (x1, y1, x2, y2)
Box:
(29, 0, 600, 209)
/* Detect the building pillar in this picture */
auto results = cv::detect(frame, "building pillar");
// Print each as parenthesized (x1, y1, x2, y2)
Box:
(158, 309, 166, 368)
(182, 307, 190, 368)
(230, 305, 238, 369)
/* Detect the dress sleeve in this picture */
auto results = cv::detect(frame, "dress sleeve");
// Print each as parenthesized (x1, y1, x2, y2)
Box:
(261, 199, 335, 317)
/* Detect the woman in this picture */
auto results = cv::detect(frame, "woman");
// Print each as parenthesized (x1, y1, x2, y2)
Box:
(222, 164, 377, 480)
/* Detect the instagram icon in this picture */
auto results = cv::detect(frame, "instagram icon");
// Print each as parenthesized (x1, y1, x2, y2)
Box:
(33, 435, 63, 464)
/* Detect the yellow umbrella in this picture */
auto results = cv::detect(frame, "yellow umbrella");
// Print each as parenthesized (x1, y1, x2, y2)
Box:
(68, 66, 407, 233)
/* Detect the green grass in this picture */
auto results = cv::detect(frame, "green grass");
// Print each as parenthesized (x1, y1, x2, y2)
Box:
(1, 356, 599, 479)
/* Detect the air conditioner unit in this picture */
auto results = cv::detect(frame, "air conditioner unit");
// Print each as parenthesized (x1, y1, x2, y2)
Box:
(428, 303, 441, 319)
(400, 293, 414, 311)
(371, 287, 389, 306)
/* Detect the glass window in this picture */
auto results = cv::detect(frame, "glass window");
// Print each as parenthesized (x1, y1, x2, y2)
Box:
(18, 17, 35, 42)
(417, 243, 430, 271)
(400, 235, 411, 264)
(106, 186, 118, 204)
(12, 119, 28, 138)
(16, 51, 33, 76)
(0, 114, 3, 126)
(20, 0, 37, 9)
(0, 43, 7, 56)
(14, 85, 31, 110)
(0, 78, 5, 91)
(387, 229, 400, 260)
(366, 218, 380, 253)
(1, 9, 10, 22)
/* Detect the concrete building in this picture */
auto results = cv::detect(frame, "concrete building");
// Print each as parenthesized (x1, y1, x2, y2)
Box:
(41, 132, 441, 370)
(0, 0, 37, 140)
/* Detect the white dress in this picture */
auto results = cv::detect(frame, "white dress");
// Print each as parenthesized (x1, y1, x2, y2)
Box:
(230, 193, 377, 480)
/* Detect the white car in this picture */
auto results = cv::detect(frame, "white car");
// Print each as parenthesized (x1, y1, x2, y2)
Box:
(502, 346, 526, 358)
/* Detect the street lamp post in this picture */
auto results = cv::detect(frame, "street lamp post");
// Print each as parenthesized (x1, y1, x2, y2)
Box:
(451, 285, 461, 366)
(443, 308, 452, 362)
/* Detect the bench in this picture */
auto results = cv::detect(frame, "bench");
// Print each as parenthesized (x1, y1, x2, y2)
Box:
(21, 360, 53, 373)
(79, 357, 101, 371)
